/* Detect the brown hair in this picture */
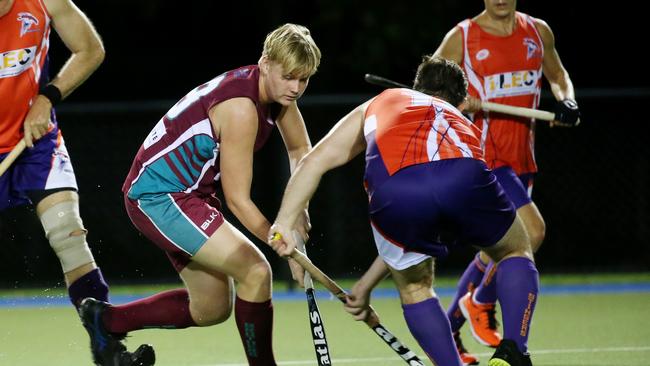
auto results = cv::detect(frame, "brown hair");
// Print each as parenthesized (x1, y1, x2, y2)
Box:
(413, 55, 468, 107)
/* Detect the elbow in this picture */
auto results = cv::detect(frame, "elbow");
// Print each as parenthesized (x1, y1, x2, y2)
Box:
(85, 41, 106, 69)
(289, 145, 311, 159)
(296, 153, 318, 172)
(93, 45, 106, 67)
(225, 197, 240, 214)
(224, 196, 250, 216)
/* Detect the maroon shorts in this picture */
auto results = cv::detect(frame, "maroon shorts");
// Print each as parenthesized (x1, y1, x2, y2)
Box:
(124, 192, 224, 271)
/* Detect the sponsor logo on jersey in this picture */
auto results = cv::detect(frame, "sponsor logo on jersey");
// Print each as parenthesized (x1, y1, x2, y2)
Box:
(484, 70, 540, 99)
(200, 212, 219, 230)
(17, 12, 40, 37)
(523, 37, 541, 60)
(0, 46, 37, 78)
(476, 49, 490, 61)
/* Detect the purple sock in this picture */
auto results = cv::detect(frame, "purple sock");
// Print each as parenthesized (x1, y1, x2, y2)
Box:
(403, 297, 463, 366)
(447, 253, 487, 331)
(474, 260, 498, 304)
(496, 257, 539, 353)
(68, 268, 109, 309)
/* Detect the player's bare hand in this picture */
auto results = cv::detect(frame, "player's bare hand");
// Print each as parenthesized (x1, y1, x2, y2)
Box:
(23, 95, 53, 148)
(287, 258, 305, 288)
(460, 95, 482, 113)
(267, 223, 296, 257)
(294, 208, 311, 242)
(343, 282, 371, 321)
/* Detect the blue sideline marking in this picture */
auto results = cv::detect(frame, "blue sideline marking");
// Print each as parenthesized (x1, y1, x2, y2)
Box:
(1, 283, 649, 308)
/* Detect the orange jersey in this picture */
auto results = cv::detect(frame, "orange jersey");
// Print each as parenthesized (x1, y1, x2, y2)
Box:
(458, 12, 544, 174)
(0, 0, 51, 153)
(364, 88, 484, 177)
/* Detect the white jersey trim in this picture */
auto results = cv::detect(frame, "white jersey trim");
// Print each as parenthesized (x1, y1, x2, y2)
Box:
(371, 224, 430, 271)
(459, 20, 486, 100)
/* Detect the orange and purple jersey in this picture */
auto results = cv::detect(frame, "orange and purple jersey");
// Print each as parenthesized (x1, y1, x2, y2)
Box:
(0, 0, 52, 153)
(458, 12, 544, 174)
(363, 88, 483, 194)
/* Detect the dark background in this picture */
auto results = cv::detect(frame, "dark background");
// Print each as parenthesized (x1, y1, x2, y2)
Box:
(1, 0, 648, 288)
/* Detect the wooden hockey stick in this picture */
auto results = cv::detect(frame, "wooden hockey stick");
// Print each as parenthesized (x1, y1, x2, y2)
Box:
(0, 140, 26, 177)
(364, 73, 559, 121)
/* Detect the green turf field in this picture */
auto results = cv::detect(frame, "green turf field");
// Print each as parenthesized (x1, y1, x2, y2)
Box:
(1, 275, 649, 365)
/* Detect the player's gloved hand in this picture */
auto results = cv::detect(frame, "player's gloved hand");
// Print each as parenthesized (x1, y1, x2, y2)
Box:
(552, 99, 580, 127)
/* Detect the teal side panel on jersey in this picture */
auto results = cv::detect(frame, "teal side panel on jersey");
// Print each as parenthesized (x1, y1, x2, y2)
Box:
(168, 151, 194, 184)
(193, 135, 217, 160)
(127, 134, 218, 199)
(128, 158, 186, 199)
(137, 194, 206, 255)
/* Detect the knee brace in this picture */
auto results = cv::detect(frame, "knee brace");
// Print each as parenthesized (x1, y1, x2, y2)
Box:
(39, 201, 95, 273)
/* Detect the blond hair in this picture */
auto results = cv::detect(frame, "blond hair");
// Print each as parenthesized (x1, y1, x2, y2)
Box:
(262, 23, 321, 78)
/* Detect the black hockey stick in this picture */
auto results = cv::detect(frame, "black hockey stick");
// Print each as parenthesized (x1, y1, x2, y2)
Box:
(289, 248, 425, 366)
(294, 233, 333, 365)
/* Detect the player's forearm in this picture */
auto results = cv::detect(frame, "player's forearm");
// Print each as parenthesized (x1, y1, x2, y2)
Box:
(287, 145, 311, 173)
(356, 256, 390, 293)
(549, 74, 575, 102)
(227, 198, 272, 243)
(287, 146, 312, 211)
(50, 45, 105, 99)
(275, 156, 325, 228)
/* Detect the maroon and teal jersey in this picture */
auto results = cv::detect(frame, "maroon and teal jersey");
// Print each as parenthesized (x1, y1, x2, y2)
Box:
(123, 65, 280, 199)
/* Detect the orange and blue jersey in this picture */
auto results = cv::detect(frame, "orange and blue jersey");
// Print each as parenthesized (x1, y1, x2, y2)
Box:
(0, 0, 53, 153)
(363, 88, 483, 195)
(457, 12, 544, 175)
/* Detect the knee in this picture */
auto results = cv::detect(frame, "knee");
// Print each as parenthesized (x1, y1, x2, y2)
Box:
(244, 260, 273, 288)
(484, 216, 534, 262)
(398, 282, 434, 305)
(393, 263, 434, 305)
(39, 201, 95, 273)
(191, 295, 233, 326)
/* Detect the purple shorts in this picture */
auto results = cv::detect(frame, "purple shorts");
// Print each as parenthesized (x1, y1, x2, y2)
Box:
(0, 127, 77, 211)
(124, 192, 224, 272)
(492, 166, 534, 209)
(368, 158, 516, 259)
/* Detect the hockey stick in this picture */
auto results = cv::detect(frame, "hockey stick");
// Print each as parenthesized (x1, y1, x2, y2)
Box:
(364, 73, 558, 121)
(294, 232, 333, 365)
(288, 247, 425, 366)
(0, 140, 27, 177)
